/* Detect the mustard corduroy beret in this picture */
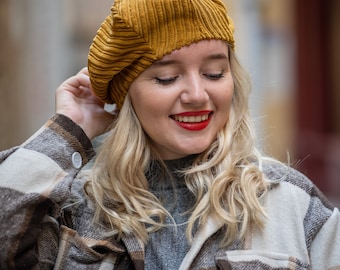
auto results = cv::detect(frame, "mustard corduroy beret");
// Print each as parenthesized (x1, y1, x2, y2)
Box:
(88, 0, 235, 109)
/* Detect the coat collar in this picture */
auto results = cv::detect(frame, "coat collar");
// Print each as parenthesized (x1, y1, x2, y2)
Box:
(121, 213, 224, 270)
(182, 213, 224, 270)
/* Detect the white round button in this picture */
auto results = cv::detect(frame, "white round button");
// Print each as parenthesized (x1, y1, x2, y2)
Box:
(72, 152, 82, 169)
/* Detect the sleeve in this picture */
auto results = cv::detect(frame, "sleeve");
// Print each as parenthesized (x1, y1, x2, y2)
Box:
(0, 114, 95, 270)
(302, 181, 340, 269)
(309, 207, 340, 269)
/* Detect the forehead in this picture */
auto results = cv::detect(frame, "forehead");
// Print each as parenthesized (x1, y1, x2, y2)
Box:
(155, 39, 229, 64)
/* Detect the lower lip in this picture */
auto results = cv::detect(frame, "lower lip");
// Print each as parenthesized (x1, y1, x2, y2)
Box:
(175, 118, 211, 131)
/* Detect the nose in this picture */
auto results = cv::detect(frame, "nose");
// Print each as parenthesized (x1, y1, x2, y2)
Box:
(180, 74, 209, 106)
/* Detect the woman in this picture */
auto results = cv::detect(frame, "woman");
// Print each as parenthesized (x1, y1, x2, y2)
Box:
(1, 0, 339, 269)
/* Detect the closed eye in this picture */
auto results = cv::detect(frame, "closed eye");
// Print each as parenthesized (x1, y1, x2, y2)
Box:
(204, 71, 224, 80)
(154, 76, 179, 85)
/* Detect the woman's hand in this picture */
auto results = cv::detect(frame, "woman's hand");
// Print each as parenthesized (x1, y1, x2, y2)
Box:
(56, 67, 115, 139)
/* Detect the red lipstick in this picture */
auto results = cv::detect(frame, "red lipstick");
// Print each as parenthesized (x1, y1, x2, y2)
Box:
(172, 110, 212, 131)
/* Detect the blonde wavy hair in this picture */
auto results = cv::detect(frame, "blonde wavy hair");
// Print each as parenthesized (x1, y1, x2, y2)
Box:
(85, 46, 269, 247)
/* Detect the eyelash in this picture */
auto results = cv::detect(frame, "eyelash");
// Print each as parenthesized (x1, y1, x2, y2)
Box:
(204, 71, 225, 80)
(154, 71, 225, 85)
(154, 76, 179, 85)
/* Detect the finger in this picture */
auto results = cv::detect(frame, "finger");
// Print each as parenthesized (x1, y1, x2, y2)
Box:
(76, 72, 91, 88)
(76, 67, 98, 98)
(77, 67, 89, 76)
(62, 72, 90, 91)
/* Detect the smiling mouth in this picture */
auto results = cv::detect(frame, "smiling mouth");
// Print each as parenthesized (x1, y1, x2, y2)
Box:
(170, 111, 213, 131)
(173, 114, 209, 123)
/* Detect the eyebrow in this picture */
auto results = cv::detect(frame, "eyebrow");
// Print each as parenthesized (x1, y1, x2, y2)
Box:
(205, 53, 229, 61)
(152, 53, 229, 67)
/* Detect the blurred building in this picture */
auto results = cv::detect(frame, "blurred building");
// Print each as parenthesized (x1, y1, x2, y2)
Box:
(0, 0, 339, 205)
(294, 0, 340, 205)
(0, 0, 112, 148)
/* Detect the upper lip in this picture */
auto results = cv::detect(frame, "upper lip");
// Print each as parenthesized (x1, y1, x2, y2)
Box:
(173, 110, 212, 117)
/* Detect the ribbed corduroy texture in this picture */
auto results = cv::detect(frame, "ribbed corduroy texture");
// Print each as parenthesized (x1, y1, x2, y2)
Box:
(88, 0, 235, 108)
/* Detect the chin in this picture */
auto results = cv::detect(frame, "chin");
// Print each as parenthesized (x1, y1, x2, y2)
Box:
(183, 147, 209, 156)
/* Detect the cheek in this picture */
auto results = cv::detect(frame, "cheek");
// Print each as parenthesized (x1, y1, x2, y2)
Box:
(130, 87, 155, 116)
(130, 94, 168, 136)
(224, 80, 234, 106)
(216, 83, 234, 110)
(215, 85, 234, 126)
(133, 88, 177, 122)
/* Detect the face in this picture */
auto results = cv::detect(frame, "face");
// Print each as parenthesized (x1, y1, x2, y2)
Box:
(129, 40, 234, 160)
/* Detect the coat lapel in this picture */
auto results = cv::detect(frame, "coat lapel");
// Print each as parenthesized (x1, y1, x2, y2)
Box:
(179, 213, 224, 270)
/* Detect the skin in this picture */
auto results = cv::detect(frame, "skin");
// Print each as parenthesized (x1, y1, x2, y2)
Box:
(129, 39, 234, 160)
(55, 67, 114, 139)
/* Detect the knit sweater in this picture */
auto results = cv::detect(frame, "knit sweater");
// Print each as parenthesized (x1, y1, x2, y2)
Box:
(1, 114, 340, 269)
(145, 156, 197, 270)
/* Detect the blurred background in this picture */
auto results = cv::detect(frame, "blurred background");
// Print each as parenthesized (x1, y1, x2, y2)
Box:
(0, 0, 339, 206)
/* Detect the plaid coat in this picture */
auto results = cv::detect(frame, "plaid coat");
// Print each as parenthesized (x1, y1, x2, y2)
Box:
(1, 114, 340, 270)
